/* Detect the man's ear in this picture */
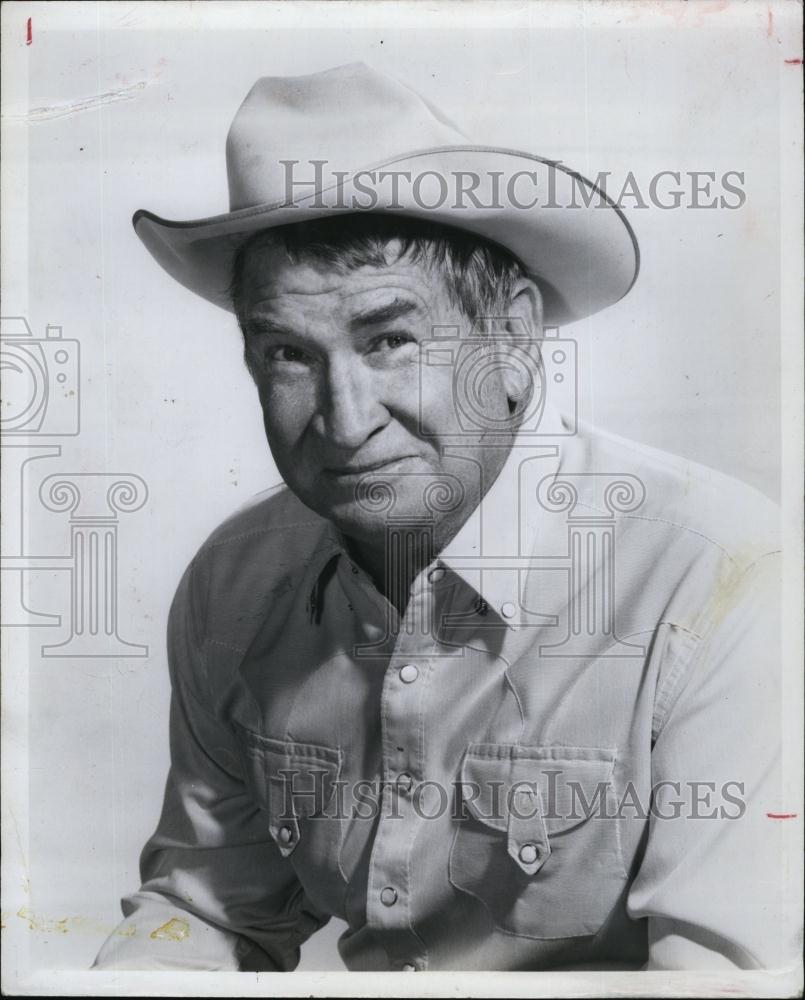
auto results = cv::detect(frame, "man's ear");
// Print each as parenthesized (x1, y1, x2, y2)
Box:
(504, 277, 544, 340)
(499, 277, 543, 406)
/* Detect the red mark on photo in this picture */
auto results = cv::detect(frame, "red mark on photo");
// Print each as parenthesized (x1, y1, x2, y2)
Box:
(784, 58, 802, 66)
(766, 812, 798, 819)
(26, 17, 32, 45)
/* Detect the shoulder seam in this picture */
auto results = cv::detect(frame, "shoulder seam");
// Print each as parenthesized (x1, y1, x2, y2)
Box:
(622, 513, 739, 562)
(206, 637, 249, 655)
(209, 520, 324, 549)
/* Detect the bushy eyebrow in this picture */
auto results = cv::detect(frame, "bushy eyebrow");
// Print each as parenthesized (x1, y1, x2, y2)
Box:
(242, 318, 295, 339)
(349, 298, 421, 330)
(243, 297, 422, 340)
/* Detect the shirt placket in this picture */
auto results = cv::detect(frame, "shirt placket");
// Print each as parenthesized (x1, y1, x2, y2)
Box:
(364, 564, 450, 973)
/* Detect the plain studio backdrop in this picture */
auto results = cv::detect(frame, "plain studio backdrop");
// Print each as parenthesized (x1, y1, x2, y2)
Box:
(1, 0, 799, 980)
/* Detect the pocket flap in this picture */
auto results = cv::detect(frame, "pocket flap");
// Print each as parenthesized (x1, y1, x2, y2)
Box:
(232, 722, 342, 857)
(459, 744, 617, 849)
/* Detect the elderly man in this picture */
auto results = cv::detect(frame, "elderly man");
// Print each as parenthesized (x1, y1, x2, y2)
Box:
(94, 64, 790, 972)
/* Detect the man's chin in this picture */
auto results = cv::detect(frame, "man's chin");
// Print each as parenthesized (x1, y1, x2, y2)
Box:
(317, 495, 420, 541)
(305, 485, 455, 545)
(323, 466, 464, 521)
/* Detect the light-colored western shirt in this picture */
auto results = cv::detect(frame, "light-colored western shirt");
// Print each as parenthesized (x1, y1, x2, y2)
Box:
(94, 409, 794, 972)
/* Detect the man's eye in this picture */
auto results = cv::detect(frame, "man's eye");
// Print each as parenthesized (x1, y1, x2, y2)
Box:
(268, 345, 310, 365)
(373, 333, 416, 352)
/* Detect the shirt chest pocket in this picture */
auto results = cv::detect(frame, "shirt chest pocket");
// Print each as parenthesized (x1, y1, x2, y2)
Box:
(232, 722, 346, 909)
(449, 744, 628, 940)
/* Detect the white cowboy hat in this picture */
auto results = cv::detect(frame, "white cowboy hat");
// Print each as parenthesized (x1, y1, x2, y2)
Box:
(134, 62, 639, 326)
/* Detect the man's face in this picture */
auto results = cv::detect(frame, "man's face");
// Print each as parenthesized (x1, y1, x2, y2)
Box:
(238, 239, 528, 552)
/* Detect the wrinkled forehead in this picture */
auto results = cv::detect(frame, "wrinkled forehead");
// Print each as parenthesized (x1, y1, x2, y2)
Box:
(239, 227, 439, 279)
(236, 229, 450, 314)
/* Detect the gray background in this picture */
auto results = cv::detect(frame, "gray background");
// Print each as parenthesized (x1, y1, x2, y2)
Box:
(2, 0, 791, 975)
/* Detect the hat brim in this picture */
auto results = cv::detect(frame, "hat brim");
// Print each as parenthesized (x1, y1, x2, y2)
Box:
(133, 147, 639, 327)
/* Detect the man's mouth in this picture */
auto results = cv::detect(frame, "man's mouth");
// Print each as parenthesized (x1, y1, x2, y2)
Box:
(324, 456, 419, 479)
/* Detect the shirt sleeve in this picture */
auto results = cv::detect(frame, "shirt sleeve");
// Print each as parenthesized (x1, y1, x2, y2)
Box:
(92, 556, 330, 971)
(626, 550, 799, 970)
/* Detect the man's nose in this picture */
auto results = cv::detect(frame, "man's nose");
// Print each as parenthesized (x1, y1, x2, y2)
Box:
(315, 358, 389, 449)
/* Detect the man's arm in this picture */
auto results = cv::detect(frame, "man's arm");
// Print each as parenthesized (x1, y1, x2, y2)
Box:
(93, 556, 329, 970)
(626, 550, 799, 970)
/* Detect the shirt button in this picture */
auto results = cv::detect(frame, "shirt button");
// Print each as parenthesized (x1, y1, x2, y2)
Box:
(380, 886, 398, 907)
(402, 963, 416, 972)
(397, 772, 413, 793)
(501, 601, 517, 619)
(427, 566, 446, 583)
(399, 663, 419, 684)
(519, 842, 538, 865)
(278, 826, 294, 845)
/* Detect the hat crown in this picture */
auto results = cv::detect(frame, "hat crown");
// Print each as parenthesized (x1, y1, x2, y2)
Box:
(225, 62, 468, 211)
(135, 64, 639, 326)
